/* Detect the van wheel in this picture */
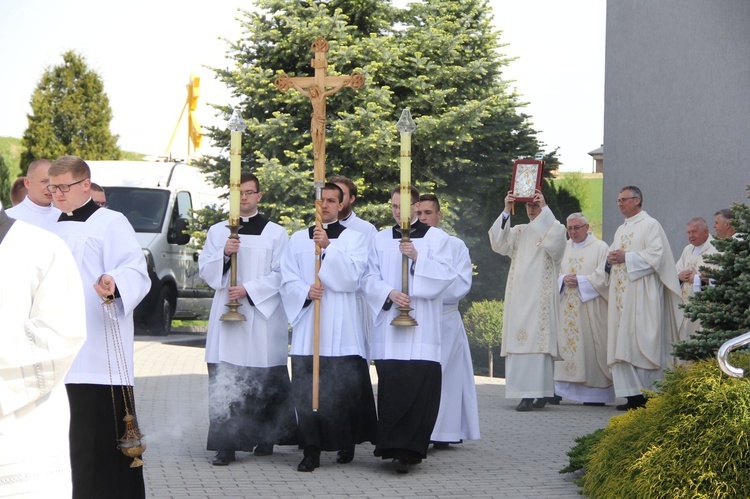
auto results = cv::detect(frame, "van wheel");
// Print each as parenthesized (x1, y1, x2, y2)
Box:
(149, 287, 173, 336)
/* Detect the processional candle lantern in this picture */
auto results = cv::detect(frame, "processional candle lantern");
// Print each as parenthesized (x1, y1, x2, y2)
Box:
(391, 109, 419, 327)
(220, 108, 247, 322)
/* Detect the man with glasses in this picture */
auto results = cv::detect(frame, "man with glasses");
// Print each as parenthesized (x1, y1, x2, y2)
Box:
(489, 188, 566, 412)
(199, 171, 296, 466)
(553, 213, 614, 406)
(47, 156, 150, 499)
(90, 182, 107, 208)
(605, 186, 682, 411)
(6, 159, 61, 230)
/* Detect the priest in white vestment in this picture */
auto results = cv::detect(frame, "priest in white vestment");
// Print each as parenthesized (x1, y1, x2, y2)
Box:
(5, 158, 61, 230)
(199, 172, 296, 466)
(330, 175, 378, 361)
(676, 217, 718, 344)
(489, 189, 567, 412)
(280, 183, 376, 472)
(554, 213, 614, 405)
(606, 186, 683, 411)
(362, 186, 456, 473)
(48, 156, 151, 499)
(0, 206, 86, 498)
(417, 194, 480, 446)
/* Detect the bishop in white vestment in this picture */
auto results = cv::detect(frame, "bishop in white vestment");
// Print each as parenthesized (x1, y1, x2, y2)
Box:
(554, 214, 614, 404)
(0, 207, 86, 498)
(675, 218, 717, 343)
(489, 189, 566, 411)
(49, 156, 151, 499)
(280, 183, 376, 472)
(199, 173, 296, 465)
(606, 187, 682, 411)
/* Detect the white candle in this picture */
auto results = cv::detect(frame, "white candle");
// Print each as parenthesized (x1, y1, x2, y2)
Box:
(229, 130, 241, 222)
(400, 131, 411, 227)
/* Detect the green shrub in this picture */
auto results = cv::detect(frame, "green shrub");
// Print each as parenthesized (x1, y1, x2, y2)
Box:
(580, 353, 750, 498)
(560, 428, 606, 485)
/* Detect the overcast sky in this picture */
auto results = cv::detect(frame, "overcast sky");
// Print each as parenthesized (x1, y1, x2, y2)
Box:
(0, 0, 605, 172)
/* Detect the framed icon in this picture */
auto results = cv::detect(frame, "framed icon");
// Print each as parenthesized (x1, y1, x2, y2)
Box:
(510, 159, 545, 202)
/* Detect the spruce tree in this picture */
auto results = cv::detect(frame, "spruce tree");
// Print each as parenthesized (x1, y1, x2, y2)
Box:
(21, 51, 120, 167)
(674, 187, 750, 361)
(201, 0, 560, 302)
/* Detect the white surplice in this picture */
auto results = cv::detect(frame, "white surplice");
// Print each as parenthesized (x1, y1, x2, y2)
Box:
(0, 217, 86, 498)
(5, 196, 61, 231)
(200, 217, 290, 367)
(430, 235, 480, 442)
(281, 224, 368, 357)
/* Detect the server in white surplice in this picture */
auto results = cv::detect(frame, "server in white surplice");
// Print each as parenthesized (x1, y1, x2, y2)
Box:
(281, 182, 377, 472)
(362, 186, 457, 474)
(48, 156, 150, 499)
(199, 172, 296, 466)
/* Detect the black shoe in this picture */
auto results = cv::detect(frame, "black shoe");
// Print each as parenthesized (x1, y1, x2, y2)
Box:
(516, 398, 534, 411)
(583, 402, 606, 407)
(532, 398, 547, 409)
(212, 450, 236, 466)
(336, 446, 355, 464)
(297, 455, 320, 472)
(616, 395, 647, 411)
(392, 458, 410, 474)
(547, 395, 562, 405)
(432, 441, 450, 450)
(254, 443, 274, 456)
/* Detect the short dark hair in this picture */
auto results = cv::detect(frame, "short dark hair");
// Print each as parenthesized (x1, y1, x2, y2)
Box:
(10, 177, 27, 205)
(240, 172, 260, 192)
(90, 182, 105, 193)
(323, 182, 344, 202)
(619, 185, 643, 207)
(49, 156, 91, 180)
(391, 185, 419, 205)
(418, 193, 440, 212)
(329, 175, 356, 198)
(715, 208, 734, 220)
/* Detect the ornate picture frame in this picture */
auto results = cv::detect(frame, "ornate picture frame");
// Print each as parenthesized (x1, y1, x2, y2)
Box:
(510, 159, 545, 202)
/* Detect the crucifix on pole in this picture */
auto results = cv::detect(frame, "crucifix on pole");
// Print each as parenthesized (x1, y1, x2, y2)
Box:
(274, 37, 365, 411)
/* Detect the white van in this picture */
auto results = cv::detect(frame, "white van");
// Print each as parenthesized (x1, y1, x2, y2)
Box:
(87, 160, 226, 335)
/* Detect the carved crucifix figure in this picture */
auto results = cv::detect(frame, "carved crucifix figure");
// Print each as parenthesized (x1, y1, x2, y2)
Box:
(274, 37, 364, 180)
(274, 37, 364, 412)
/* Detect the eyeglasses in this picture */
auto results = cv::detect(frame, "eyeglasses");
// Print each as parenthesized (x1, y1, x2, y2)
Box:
(241, 190, 259, 196)
(47, 178, 85, 193)
(95, 201, 108, 208)
(617, 196, 637, 204)
(567, 224, 588, 231)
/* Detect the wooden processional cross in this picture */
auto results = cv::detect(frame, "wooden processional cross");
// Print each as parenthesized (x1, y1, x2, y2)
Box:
(274, 37, 365, 411)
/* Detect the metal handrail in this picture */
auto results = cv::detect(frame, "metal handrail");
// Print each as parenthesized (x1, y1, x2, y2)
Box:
(717, 331, 750, 378)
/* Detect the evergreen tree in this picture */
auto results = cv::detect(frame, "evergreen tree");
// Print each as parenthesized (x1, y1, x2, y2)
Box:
(0, 156, 11, 208)
(674, 188, 750, 361)
(21, 51, 121, 167)
(201, 0, 572, 301)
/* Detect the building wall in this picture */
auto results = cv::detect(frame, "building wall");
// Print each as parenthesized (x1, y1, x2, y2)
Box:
(603, 0, 749, 255)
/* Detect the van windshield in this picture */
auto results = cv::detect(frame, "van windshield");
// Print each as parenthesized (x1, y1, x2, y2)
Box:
(104, 187, 170, 233)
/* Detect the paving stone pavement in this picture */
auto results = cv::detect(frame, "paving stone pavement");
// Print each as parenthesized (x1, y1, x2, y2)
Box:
(134, 335, 620, 498)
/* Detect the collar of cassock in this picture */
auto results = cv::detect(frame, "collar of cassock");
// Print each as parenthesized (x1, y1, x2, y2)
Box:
(238, 213, 269, 235)
(58, 198, 99, 222)
(308, 220, 345, 239)
(392, 219, 429, 239)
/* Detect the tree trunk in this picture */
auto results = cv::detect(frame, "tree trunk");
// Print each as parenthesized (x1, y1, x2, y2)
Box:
(488, 349, 494, 378)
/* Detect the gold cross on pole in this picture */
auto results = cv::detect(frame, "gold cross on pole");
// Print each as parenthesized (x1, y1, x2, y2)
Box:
(274, 37, 364, 412)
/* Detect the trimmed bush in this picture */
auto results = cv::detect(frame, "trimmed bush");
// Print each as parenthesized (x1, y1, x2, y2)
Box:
(578, 354, 750, 498)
